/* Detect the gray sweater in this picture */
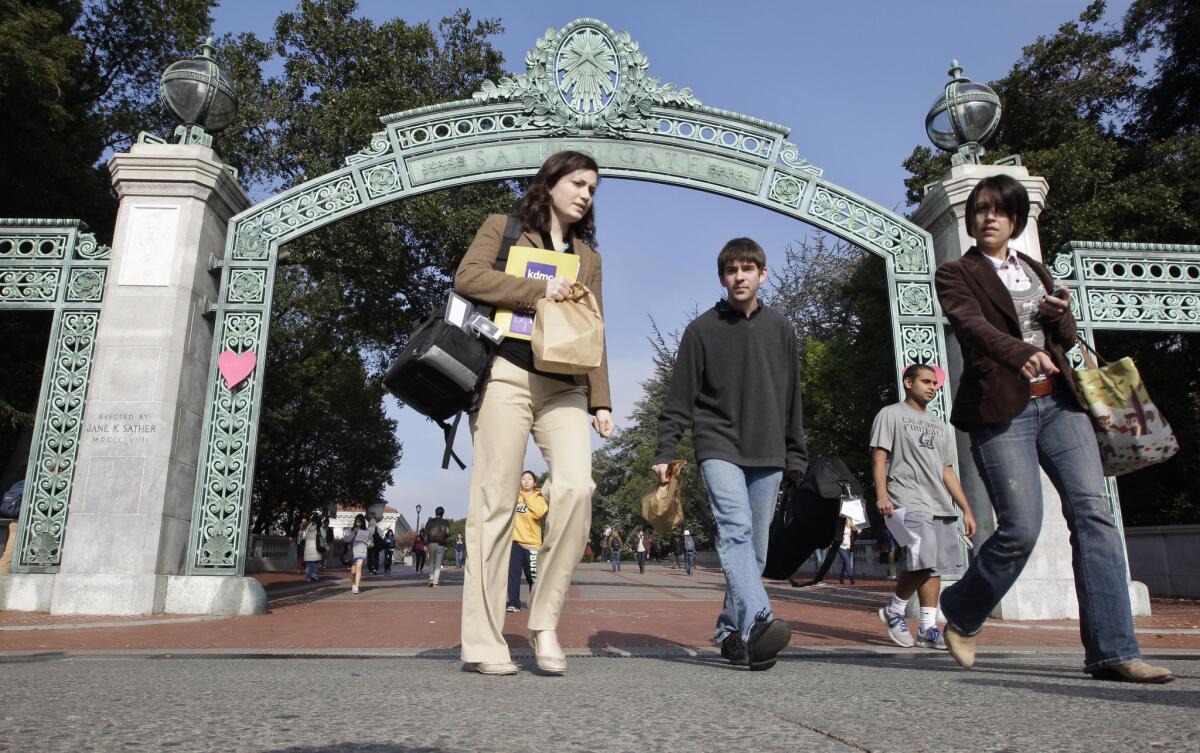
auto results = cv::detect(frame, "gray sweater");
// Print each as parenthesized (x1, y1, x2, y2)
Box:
(654, 300, 808, 473)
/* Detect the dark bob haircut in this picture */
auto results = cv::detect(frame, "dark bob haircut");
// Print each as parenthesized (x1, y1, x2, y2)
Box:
(965, 174, 1030, 241)
(716, 237, 766, 275)
(517, 151, 600, 246)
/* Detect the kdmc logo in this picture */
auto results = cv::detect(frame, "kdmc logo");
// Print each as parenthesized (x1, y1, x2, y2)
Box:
(525, 261, 557, 281)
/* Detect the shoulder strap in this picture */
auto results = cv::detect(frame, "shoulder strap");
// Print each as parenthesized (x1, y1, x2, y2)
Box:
(439, 411, 466, 470)
(495, 215, 523, 271)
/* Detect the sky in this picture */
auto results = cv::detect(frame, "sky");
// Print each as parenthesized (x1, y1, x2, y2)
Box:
(211, 0, 1134, 522)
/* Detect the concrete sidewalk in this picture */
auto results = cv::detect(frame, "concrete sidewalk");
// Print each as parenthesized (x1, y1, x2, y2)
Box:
(2, 562, 1198, 655)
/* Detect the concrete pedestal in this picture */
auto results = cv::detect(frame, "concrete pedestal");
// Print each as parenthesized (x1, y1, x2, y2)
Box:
(912, 162, 1150, 619)
(44, 143, 259, 616)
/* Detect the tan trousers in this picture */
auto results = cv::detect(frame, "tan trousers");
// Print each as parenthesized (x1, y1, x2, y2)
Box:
(460, 358, 594, 663)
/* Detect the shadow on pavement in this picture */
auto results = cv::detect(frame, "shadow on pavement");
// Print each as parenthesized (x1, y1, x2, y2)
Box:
(259, 745, 454, 753)
(0, 651, 70, 664)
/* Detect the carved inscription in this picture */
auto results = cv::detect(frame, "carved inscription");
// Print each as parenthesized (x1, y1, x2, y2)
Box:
(405, 140, 763, 192)
(86, 412, 159, 446)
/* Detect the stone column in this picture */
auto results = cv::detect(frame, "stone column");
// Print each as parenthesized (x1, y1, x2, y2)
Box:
(49, 143, 265, 616)
(913, 162, 1150, 619)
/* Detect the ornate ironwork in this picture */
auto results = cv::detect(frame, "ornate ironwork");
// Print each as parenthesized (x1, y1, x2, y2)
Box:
(188, 18, 944, 575)
(0, 219, 110, 572)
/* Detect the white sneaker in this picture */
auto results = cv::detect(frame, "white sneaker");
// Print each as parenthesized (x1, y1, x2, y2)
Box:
(916, 625, 948, 650)
(351, 586, 359, 594)
(878, 606, 915, 648)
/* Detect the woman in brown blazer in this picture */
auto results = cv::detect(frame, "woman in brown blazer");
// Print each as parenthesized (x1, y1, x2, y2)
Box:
(934, 174, 1171, 683)
(454, 151, 613, 676)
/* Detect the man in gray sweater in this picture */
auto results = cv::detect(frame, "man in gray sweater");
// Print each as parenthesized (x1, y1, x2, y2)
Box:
(653, 237, 808, 671)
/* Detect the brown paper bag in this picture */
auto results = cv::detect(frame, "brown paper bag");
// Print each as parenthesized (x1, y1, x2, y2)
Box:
(532, 282, 605, 375)
(641, 460, 687, 535)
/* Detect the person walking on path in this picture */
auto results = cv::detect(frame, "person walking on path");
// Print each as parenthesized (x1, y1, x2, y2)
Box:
(507, 471, 548, 612)
(300, 514, 326, 582)
(412, 534, 427, 574)
(871, 363, 977, 649)
(934, 174, 1172, 683)
(294, 516, 308, 574)
(608, 530, 623, 572)
(424, 507, 452, 587)
(369, 523, 384, 575)
(836, 518, 857, 585)
(455, 151, 613, 676)
(672, 536, 683, 569)
(343, 513, 370, 594)
(654, 237, 808, 672)
(634, 529, 648, 574)
(682, 530, 696, 575)
(383, 528, 395, 574)
(454, 534, 465, 569)
(600, 527, 611, 564)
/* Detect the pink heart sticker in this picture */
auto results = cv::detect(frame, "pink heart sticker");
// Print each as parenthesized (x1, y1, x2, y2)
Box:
(217, 350, 257, 389)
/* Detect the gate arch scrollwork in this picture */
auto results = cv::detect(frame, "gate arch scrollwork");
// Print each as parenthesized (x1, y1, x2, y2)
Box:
(187, 18, 947, 574)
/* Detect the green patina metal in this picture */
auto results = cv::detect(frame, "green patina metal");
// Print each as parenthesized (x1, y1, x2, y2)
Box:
(0, 219, 110, 572)
(185, 18, 949, 574)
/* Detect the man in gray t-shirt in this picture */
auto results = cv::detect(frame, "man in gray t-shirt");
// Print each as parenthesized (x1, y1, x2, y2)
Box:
(870, 364, 976, 651)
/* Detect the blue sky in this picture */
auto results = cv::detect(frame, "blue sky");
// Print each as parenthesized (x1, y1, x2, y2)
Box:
(211, 1, 1133, 521)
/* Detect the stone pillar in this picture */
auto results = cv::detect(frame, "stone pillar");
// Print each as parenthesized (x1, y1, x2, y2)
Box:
(913, 162, 1149, 619)
(49, 143, 264, 616)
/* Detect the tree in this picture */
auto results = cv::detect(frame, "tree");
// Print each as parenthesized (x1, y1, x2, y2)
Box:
(213, 2, 519, 528)
(0, 0, 215, 239)
(901, 0, 1200, 525)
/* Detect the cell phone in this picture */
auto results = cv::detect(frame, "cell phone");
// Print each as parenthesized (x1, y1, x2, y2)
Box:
(1050, 287, 1068, 300)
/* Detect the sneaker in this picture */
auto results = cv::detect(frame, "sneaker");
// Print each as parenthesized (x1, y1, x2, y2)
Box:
(878, 607, 914, 648)
(745, 615, 790, 671)
(351, 586, 359, 594)
(505, 605, 519, 613)
(916, 625, 948, 650)
(720, 633, 748, 666)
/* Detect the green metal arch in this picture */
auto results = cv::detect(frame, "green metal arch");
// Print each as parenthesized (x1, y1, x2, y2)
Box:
(186, 18, 949, 574)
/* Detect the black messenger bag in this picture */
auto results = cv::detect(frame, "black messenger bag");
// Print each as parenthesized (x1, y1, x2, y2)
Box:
(762, 456, 863, 581)
(382, 216, 523, 469)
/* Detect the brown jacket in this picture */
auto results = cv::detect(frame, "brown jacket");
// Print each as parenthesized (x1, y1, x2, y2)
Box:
(934, 246, 1083, 431)
(454, 214, 611, 412)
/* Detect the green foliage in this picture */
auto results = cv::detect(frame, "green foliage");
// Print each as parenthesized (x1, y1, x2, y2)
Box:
(0, 0, 214, 239)
(591, 320, 715, 547)
(214, 1, 519, 529)
(901, 0, 1200, 525)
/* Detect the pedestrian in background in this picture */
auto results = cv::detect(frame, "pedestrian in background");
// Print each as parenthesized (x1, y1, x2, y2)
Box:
(424, 506, 452, 587)
(383, 528, 396, 574)
(635, 529, 648, 574)
(343, 513, 370, 594)
(294, 516, 308, 574)
(609, 530, 623, 572)
(837, 518, 856, 585)
(682, 529, 696, 575)
(370, 523, 384, 575)
(454, 534, 465, 569)
(508, 471, 548, 612)
(300, 514, 325, 582)
(413, 534, 427, 574)
(672, 536, 683, 569)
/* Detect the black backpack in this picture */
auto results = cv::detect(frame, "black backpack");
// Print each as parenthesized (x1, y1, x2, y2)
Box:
(383, 216, 523, 469)
(762, 456, 863, 580)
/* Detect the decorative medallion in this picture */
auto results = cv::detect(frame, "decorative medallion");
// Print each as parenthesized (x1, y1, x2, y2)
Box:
(472, 19, 701, 138)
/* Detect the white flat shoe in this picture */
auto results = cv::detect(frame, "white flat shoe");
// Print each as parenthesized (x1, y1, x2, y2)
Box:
(530, 631, 567, 675)
(471, 661, 518, 675)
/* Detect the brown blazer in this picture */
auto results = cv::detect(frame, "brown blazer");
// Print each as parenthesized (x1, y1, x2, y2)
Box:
(454, 214, 611, 412)
(934, 246, 1083, 431)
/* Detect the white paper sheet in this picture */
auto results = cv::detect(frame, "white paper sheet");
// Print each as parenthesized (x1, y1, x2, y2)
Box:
(840, 496, 868, 530)
(885, 507, 920, 554)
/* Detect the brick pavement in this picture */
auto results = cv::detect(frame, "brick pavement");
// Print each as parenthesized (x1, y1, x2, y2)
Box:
(2, 561, 1198, 653)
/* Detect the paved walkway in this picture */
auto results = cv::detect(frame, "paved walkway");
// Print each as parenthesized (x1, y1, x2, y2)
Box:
(3, 562, 1197, 753)
(2, 562, 1198, 654)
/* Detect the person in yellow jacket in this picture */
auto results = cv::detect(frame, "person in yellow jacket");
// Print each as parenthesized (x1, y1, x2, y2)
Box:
(507, 471, 548, 613)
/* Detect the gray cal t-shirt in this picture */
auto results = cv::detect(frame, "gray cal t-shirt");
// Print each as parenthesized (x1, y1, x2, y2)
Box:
(869, 402, 957, 516)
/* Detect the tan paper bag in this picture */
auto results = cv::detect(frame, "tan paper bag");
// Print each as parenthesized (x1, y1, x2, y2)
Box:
(641, 460, 687, 535)
(532, 282, 605, 375)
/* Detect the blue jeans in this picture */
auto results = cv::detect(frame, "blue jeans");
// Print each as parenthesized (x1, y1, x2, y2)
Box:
(837, 547, 854, 580)
(611, 550, 621, 571)
(939, 391, 1141, 672)
(304, 560, 320, 580)
(700, 459, 783, 642)
(455, 550, 463, 568)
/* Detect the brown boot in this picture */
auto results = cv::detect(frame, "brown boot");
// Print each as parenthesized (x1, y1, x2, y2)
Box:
(944, 623, 976, 669)
(1090, 660, 1175, 684)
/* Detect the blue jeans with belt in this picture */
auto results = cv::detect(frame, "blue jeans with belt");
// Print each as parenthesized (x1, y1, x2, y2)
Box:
(939, 390, 1141, 672)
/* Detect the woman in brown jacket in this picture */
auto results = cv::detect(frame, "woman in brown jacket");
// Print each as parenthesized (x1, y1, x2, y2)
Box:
(454, 151, 613, 676)
(934, 174, 1171, 683)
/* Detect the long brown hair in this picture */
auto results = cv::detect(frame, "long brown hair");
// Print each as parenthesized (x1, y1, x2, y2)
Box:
(517, 150, 600, 246)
